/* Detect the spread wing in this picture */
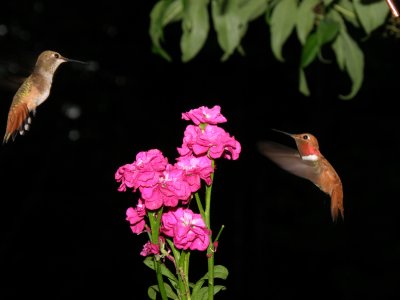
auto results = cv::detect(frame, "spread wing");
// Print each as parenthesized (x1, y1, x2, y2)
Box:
(257, 141, 320, 184)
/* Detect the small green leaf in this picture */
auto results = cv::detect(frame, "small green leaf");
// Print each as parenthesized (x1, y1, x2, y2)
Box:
(191, 265, 229, 298)
(163, 0, 184, 24)
(213, 265, 229, 279)
(332, 35, 345, 71)
(316, 19, 339, 46)
(213, 285, 227, 296)
(269, 0, 298, 61)
(212, 0, 242, 61)
(143, 256, 155, 270)
(191, 278, 206, 299)
(181, 0, 210, 62)
(323, 0, 335, 6)
(148, 285, 158, 300)
(328, 9, 346, 70)
(296, 0, 319, 45)
(299, 68, 310, 96)
(300, 33, 319, 68)
(334, 0, 359, 28)
(353, 0, 389, 35)
(143, 257, 178, 284)
(195, 285, 227, 300)
(338, 30, 364, 99)
(148, 283, 178, 300)
(329, 6, 364, 99)
(239, 0, 268, 22)
(150, 0, 181, 61)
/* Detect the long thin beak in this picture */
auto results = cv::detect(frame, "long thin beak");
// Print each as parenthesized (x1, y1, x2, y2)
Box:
(63, 57, 88, 64)
(272, 128, 293, 138)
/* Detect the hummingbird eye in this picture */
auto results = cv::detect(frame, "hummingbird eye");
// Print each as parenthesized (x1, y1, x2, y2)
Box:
(54, 53, 60, 58)
(302, 135, 309, 140)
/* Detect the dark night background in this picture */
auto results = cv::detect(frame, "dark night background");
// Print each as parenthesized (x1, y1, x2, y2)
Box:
(1, 1, 400, 299)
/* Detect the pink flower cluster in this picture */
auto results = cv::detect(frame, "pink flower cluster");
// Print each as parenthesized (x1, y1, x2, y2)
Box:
(115, 105, 241, 253)
(161, 208, 210, 251)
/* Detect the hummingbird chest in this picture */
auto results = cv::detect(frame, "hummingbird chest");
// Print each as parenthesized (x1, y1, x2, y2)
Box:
(25, 73, 53, 108)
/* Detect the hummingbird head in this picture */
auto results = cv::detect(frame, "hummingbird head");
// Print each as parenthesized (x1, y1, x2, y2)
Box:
(272, 129, 321, 160)
(290, 133, 321, 160)
(35, 50, 87, 74)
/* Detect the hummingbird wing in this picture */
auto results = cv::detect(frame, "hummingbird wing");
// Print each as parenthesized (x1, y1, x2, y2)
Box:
(3, 78, 36, 143)
(257, 141, 320, 184)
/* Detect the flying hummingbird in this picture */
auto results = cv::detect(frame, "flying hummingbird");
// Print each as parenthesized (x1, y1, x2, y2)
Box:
(2, 50, 87, 143)
(257, 129, 344, 222)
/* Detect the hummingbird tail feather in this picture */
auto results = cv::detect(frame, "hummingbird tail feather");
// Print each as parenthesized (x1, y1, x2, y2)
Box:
(3, 103, 30, 143)
(330, 183, 344, 222)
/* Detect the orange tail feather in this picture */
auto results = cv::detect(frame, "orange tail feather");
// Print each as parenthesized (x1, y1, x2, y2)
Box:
(3, 103, 30, 143)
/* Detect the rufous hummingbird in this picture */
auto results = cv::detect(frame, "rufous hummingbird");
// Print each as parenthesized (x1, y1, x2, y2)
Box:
(258, 129, 344, 222)
(2, 50, 87, 143)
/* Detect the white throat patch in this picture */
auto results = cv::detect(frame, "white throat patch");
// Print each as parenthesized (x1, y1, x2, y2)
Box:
(302, 154, 319, 161)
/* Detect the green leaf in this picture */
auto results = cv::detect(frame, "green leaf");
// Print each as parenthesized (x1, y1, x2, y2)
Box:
(328, 9, 346, 70)
(195, 285, 227, 300)
(181, 0, 210, 62)
(300, 32, 319, 68)
(239, 0, 268, 22)
(143, 257, 178, 284)
(299, 68, 310, 96)
(323, 0, 335, 6)
(150, 0, 183, 61)
(213, 265, 229, 279)
(296, 0, 319, 45)
(191, 265, 229, 298)
(337, 30, 364, 99)
(300, 14, 339, 68)
(353, 0, 389, 35)
(316, 19, 339, 46)
(332, 35, 345, 71)
(334, 0, 359, 28)
(212, 0, 243, 61)
(148, 283, 178, 300)
(191, 280, 206, 299)
(148, 285, 157, 300)
(269, 0, 297, 61)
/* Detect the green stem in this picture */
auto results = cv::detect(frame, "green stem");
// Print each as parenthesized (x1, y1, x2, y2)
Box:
(195, 192, 205, 220)
(207, 247, 215, 300)
(204, 161, 215, 300)
(180, 250, 191, 300)
(215, 224, 225, 243)
(148, 209, 168, 300)
(204, 177, 213, 229)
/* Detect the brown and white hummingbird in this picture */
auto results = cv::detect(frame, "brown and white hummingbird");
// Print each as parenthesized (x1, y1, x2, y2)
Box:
(257, 129, 344, 222)
(3, 50, 87, 143)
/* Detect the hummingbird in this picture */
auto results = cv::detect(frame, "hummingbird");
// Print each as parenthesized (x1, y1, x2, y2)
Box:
(2, 50, 87, 143)
(257, 129, 344, 222)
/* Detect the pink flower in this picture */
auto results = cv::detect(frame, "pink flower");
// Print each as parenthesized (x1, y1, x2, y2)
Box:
(175, 154, 214, 187)
(140, 164, 192, 210)
(161, 208, 210, 251)
(115, 149, 168, 192)
(182, 105, 227, 125)
(140, 241, 160, 257)
(126, 199, 146, 234)
(178, 125, 241, 160)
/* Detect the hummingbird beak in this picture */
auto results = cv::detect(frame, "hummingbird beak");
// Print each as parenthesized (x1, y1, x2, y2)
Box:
(63, 57, 88, 64)
(272, 128, 294, 138)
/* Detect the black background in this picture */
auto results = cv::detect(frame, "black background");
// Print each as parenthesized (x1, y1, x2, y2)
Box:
(1, 1, 400, 299)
